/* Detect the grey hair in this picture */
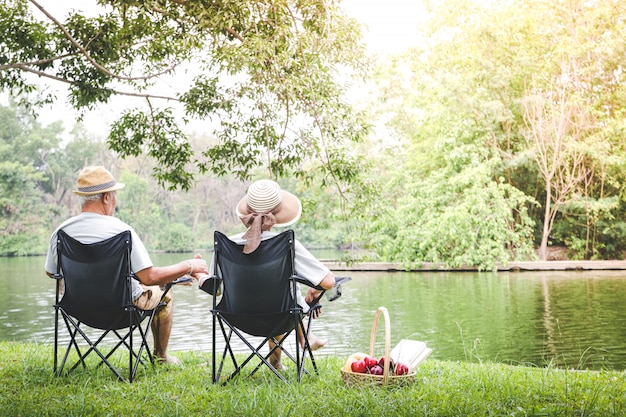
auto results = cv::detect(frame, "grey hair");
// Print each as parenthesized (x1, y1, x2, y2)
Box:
(78, 193, 104, 207)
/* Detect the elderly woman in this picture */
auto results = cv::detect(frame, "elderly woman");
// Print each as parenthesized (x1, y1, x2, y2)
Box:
(201, 179, 336, 370)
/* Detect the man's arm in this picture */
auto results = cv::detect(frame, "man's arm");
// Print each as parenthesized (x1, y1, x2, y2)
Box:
(135, 258, 209, 286)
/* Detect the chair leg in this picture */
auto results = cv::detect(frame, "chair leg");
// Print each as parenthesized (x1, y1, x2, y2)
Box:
(54, 306, 59, 374)
(213, 317, 245, 384)
(129, 309, 134, 383)
(70, 328, 126, 381)
(298, 317, 319, 380)
(55, 309, 155, 382)
(57, 313, 90, 376)
(211, 311, 320, 384)
(247, 335, 289, 381)
(130, 310, 158, 382)
(212, 312, 218, 383)
(231, 333, 288, 384)
(212, 315, 228, 383)
(216, 320, 289, 384)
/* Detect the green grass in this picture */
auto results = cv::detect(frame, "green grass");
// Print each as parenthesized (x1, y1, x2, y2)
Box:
(2, 341, 626, 416)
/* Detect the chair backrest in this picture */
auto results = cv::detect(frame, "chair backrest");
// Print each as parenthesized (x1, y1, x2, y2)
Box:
(56, 229, 134, 329)
(213, 230, 298, 336)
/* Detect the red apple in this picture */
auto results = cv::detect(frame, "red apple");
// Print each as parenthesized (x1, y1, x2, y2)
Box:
(364, 356, 378, 370)
(351, 359, 367, 374)
(395, 362, 409, 375)
(378, 356, 394, 369)
(369, 364, 384, 375)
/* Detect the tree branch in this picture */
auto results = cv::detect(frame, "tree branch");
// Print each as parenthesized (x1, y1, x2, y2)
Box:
(0, 53, 75, 71)
(28, 0, 180, 82)
(9, 64, 179, 102)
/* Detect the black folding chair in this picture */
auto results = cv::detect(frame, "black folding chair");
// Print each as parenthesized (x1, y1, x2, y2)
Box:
(205, 230, 345, 384)
(53, 229, 175, 382)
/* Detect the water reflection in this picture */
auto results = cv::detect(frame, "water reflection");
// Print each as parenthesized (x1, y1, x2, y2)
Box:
(3, 255, 626, 370)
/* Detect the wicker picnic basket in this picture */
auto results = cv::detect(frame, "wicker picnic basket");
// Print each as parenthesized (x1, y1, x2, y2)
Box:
(340, 306, 417, 386)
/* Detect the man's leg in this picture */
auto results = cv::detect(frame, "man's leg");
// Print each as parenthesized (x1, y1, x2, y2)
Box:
(152, 304, 173, 360)
(134, 285, 179, 365)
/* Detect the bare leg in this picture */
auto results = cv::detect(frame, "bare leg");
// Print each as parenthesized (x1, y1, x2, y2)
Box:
(298, 322, 327, 351)
(152, 309, 173, 360)
(268, 322, 327, 371)
(134, 284, 179, 365)
(269, 334, 286, 370)
(151, 291, 180, 365)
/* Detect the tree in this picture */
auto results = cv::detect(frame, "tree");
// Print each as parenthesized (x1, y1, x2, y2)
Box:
(1, 0, 369, 192)
(517, 0, 626, 259)
(365, 0, 626, 263)
(358, 0, 543, 269)
(522, 64, 596, 260)
(0, 103, 58, 255)
(365, 142, 537, 271)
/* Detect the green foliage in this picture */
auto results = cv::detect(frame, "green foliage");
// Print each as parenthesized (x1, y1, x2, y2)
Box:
(552, 196, 623, 260)
(366, 161, 537, 271)
(1, 0, 369, 191)
(157, 222, 194, 252)
(0, 103, 67, 255)
(109, 108, 194, 190)
(5, 0, 626, 265)
(115, 171, 166, 248)
(368, 0, 626, 263)
(0, 161, 49, 255)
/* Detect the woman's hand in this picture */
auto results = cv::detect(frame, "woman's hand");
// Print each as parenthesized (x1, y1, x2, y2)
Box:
(305, 288, 322, 305)
(305, 288, 323, 319)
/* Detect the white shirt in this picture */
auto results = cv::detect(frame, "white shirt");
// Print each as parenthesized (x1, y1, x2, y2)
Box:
(211, 230, 330, 312)
(44, 212, 153, 300)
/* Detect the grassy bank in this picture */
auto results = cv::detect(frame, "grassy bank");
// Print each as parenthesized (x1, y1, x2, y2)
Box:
(2, 341, 625, 416)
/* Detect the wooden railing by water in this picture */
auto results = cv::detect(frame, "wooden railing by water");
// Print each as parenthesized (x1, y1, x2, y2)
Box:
(322, 260, 626, 272)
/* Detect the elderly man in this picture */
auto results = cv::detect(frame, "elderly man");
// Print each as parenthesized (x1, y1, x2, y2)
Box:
(45, 166, 208, 365)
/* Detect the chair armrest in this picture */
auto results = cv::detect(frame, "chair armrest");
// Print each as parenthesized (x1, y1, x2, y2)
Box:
(334, 276, 352, 286)
(326, 276, 351, 301)
(170, 276, 193, 285)
(292, 275, 352, 307)
(292, 275, 324, 290)
(292, 275, 352, 289)
(200, 275, 222, 296)
(159, 276, 195, 298)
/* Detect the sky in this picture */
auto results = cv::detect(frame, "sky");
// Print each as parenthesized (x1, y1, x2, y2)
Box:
(342, 0, 424, 55)
(33, 0, 425, 54)
(25, 0, 425, 133)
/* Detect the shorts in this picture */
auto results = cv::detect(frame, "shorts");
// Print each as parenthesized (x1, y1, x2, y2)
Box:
(134, 284, 173, 320)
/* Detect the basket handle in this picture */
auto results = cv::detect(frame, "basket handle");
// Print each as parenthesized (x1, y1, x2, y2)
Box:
(369, 306, 391, 385)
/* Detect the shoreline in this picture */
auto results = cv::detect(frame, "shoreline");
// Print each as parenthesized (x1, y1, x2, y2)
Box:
(322, 259, 626, 272)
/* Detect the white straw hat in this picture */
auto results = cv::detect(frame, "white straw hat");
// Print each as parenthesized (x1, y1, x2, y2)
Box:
(235, 179, 302, 227)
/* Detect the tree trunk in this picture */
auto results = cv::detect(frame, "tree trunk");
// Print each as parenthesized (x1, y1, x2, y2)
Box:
(539, 184, 552, 261)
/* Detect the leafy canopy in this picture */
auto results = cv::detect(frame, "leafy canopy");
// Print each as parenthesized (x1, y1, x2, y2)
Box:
(1, 0, 369, 190)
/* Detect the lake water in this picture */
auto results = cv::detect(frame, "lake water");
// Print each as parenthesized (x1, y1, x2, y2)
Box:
(3, 254, 626, 370)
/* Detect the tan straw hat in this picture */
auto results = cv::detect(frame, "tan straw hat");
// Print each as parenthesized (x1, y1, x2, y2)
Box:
(236, 179, 302, 227)
(73, 166, 125, 196)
